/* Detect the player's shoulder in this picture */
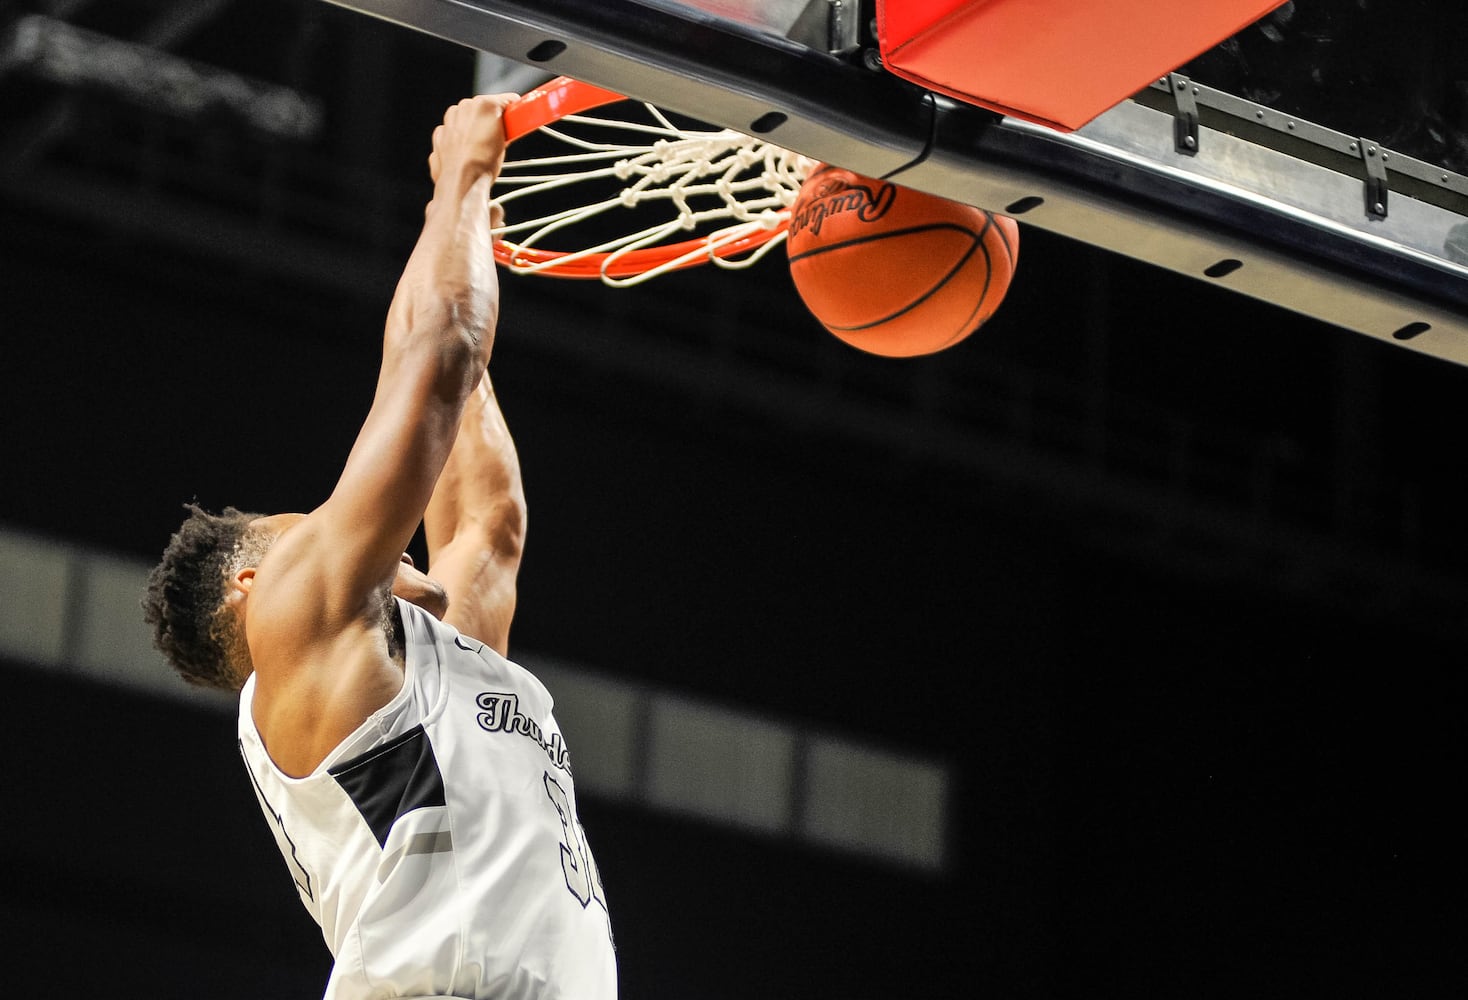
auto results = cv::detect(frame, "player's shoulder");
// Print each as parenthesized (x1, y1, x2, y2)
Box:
(247, 511, 382, 658)
(250, 623, 405, 777)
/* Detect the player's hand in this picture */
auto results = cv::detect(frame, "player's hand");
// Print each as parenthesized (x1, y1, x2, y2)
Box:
(428, 93, 518, 197)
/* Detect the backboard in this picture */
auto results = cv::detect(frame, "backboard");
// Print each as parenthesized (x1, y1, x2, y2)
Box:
(322, 0, 1468, 366)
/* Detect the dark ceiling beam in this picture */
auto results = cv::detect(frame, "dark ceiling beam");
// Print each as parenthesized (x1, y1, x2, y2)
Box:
(1, 1, 274, 175)
(135, 0, 234, 49)
(0, 164, 402, 299)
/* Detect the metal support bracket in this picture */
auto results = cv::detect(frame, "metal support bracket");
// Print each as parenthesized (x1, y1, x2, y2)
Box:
(826, 0, 860, 54)
(1357, 137, 1390, 218)
(788, 0, 860, 55)
(1169, 73, 1199, 156)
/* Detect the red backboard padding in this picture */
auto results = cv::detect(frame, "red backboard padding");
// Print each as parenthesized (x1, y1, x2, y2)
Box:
(876, 0, 1287, 132)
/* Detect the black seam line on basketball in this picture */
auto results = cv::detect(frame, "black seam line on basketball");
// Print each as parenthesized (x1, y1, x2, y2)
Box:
(846, 227, 998, 340)
(976, 211, 1016, 271)
(791, 209, 1005, 346)
(786, 222, 979, 265)
(989, 213, 1015, 267)
(824, 234, 985, 333)
(937, 238, 996, 348)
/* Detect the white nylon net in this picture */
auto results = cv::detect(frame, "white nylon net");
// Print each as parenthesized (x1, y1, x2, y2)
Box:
(492, 101, 816, 285)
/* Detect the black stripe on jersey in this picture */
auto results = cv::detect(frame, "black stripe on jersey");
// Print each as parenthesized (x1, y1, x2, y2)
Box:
(328, 724, 446, 848)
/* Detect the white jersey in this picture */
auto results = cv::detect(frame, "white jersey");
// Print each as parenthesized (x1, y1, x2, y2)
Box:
(238, 598, 616, 1000)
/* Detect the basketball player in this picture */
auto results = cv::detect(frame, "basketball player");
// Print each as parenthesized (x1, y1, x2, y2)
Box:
(142, 95, 616, 1000)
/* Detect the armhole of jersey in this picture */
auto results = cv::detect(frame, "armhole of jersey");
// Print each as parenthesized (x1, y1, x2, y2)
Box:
(242, 608, 429, 782)
(393, 596, 453, 729)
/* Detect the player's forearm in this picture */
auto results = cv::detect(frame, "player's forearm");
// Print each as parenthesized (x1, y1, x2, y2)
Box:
(385, 173, 500, 380)
(425, 374, 526, 557)
(303, 98, 514, 612)
(383, 97, 513, 381)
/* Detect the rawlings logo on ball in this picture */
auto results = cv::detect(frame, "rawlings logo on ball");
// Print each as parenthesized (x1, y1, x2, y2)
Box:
(788, 171, 896, 238)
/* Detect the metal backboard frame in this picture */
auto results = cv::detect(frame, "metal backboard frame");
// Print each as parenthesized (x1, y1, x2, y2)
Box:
(324, 0, 1468, 365)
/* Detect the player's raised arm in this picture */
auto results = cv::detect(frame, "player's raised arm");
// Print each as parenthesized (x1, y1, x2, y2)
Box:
(308, 95, 512, 605)
(144, 88, 619, 1000)
(240, 95, 517, 768)
(422, 372, 526, 656)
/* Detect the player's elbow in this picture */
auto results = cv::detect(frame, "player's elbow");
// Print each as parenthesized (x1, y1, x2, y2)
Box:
(432, 296, 495, 377)
(435, 255, 499, 365)
(390, 287, 496, 382)
(443, 286, 498, 368)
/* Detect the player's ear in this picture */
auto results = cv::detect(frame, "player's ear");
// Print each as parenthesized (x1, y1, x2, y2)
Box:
(226, 567, 257, 599)
(222, 568, 254, 622)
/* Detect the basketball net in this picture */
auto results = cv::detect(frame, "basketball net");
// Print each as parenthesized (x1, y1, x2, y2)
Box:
(492, 78, 816, 285)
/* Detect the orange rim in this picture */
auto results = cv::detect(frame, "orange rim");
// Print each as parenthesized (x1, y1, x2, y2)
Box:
(500, 76, 626, 142)
(493, 76, 788, 279)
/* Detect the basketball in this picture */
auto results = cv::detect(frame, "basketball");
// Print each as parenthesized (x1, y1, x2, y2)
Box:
(786, 165, 1019, 357)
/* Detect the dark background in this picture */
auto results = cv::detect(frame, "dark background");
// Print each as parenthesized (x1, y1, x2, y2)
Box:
(1, 1, 1463, 997)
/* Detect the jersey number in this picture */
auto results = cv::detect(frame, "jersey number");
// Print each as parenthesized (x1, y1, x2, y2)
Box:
(543, 772, 610, 923)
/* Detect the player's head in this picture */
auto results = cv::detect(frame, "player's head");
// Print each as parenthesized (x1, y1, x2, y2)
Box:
(145, 506, 449, 692)
(143, 503, 270, 692)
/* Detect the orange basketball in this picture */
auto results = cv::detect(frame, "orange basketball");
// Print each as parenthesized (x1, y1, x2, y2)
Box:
(786, 165, 1019, 357)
